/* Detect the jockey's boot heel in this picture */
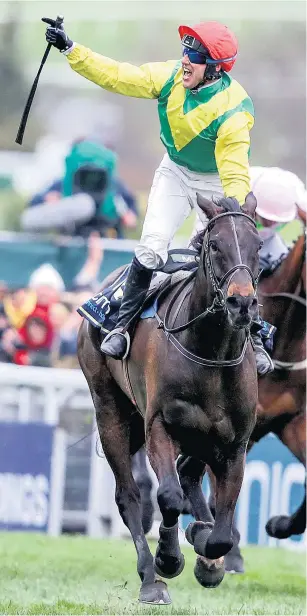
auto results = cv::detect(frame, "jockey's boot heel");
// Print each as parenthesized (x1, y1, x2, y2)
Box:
(100, 257, 153, 360)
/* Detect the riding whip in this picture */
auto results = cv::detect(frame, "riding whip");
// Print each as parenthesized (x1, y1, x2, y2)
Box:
(15, 14, 64, 145)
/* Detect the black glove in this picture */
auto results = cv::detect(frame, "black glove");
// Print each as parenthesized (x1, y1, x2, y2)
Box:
(42, 17, 73, 52)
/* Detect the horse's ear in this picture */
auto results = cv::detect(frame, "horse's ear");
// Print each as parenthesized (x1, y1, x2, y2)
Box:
(196, 193, 218, 220)
(242, 191, 257, 218)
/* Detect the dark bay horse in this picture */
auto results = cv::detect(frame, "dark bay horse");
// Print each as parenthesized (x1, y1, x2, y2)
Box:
(78, 194, 262, 604)
(132, 230, 306, 574)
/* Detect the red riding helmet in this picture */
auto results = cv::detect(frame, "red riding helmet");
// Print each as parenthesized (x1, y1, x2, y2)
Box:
(178, 21, 238, 72)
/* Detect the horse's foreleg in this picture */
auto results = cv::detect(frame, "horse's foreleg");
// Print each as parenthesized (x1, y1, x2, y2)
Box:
(207, 467, 244, 574)
(178, 455, 225, 588)
(132, 446, 154, 535)
(267, 486, 306, 538)
(186, 445, 246, 561)
(206, 445, 247, 559)
(78, 328, 171, 606)
(177, 455, 213, 522)
(146, 416, 185, 579)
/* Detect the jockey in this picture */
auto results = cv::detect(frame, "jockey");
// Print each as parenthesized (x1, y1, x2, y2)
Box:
(250, 166, 306, 271)
(43, 18, 272, 375)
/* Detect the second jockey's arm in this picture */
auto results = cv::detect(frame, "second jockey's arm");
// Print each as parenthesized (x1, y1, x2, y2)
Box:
(65, 43, 176, 99)
(215, 111, 254, 206)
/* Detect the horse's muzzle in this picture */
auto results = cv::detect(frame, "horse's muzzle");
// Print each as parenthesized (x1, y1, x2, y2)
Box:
(225, 294, 258, 328)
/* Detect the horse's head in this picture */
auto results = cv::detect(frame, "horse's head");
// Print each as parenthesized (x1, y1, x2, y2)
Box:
(195, 192, 262, 329)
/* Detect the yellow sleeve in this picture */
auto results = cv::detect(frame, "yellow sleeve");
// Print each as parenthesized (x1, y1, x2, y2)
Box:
(66, 44, 177, 99)
(215, 111, 254, 205)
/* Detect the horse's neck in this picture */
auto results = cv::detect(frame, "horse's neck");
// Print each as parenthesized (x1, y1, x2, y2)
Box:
(261, 235, 306, 359)
(261, 235, 305, 295)
(273, 295, 306, 362)
(183, 266, 245, 360)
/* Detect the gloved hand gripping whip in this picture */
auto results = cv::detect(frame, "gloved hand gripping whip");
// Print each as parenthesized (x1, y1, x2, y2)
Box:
(15, 15, 64, 146)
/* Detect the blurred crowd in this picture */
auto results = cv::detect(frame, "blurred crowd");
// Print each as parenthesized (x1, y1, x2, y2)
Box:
(0, 135, 141, 369)
(0, 232, 104, 369)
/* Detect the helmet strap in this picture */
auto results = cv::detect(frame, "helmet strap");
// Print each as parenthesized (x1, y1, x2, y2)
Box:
(190, 65, 222, 93)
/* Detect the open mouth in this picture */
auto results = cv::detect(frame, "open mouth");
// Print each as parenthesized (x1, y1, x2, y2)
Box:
(182, 66, 192, 79)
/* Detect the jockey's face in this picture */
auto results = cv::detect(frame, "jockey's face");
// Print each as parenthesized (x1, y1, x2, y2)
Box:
(182, 53, 206, 89)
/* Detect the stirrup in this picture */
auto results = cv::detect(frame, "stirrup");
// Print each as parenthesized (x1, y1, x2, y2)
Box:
(254, 344, 274, 373)
(101, 328, 131, 360)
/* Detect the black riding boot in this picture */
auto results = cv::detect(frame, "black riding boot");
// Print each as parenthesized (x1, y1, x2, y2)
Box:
(100, 257, 153, 359)
(251, 317, 274, 376)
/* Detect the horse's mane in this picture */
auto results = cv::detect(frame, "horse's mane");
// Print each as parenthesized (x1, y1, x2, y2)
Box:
(191, 197, 241, 254)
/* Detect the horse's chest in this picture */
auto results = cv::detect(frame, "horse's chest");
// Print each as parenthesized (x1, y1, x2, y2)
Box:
(161, 374, 255, 444)
(163, 392, 232, 439)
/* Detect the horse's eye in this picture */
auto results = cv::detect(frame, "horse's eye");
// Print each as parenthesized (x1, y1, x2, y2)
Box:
(209, 241, 218, 252)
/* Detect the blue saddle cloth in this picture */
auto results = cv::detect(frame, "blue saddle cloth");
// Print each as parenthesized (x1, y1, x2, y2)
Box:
(78, 265, 130, 333)
(77, 265, 163, 334)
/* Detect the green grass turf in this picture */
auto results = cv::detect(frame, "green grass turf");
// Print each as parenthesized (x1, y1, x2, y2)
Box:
(0, 533, 305, 615)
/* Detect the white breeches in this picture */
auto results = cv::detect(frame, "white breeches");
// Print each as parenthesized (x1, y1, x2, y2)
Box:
(135, 154, 224, 269)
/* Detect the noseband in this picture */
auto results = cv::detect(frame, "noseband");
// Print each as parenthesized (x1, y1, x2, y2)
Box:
(162, 210, 258, 335)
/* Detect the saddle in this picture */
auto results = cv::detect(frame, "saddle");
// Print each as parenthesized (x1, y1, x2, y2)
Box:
(77, 249, 198, 333)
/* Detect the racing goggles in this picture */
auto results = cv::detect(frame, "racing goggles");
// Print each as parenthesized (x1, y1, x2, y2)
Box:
(182, 34, 208, 64)
(182, 33, 237, 65)
(182, 46, 207, 64)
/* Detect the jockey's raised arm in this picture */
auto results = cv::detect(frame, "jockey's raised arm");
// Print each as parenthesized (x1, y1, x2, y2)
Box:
(42, 17, 272, 375)
(66, 46, 178, 99)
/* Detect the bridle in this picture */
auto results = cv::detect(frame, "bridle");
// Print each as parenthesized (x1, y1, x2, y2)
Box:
(157, 210, 259, 367)
(204, 211, 259, 306)
(162, 211, 258, 335)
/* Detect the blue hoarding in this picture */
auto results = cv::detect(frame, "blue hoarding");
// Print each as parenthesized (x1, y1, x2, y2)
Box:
(0, 423, 66, 534)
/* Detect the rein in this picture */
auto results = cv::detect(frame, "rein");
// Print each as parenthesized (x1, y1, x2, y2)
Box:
(261, 286, 306, 372)
(162, 211, 258, 335)
(157, 210, 256, 367)
(260, 291, 307, 308)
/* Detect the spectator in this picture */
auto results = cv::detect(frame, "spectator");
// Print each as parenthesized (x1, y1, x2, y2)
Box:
(21, 139, 139, 238)
(28, 263, 65, 311)
(15, 307, 54, 366)
(3, 286, 36, 329)
(0, 232, 104, 369)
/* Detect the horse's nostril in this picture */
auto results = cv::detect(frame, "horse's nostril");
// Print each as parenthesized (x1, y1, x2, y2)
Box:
(227, 296, 239, 307)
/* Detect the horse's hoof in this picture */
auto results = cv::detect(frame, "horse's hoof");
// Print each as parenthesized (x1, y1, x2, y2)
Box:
(154, 553, 185, 579)
(139, 580, 172, 605)
(266, 515, 293, 539)
(194, 555, 225, 588)
(205, 536, 233, 560)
